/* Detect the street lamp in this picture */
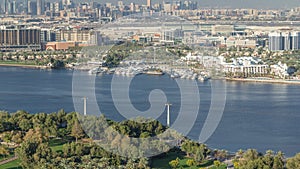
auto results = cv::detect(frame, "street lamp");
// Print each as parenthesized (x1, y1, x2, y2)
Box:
(165, 103, 172, 127)
(82, 96, 88, 116)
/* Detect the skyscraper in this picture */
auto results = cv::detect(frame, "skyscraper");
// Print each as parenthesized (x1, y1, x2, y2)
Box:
(24, 0, 28, 14)
(269, 32, 284, 51)
(0, 26, 41, 52)
(4, 0, 8, 14)
(269, 31, 300, 51)
(27, 0, 31, 13)
(147, 0, 151, 8)
(37, 0, 44, 15)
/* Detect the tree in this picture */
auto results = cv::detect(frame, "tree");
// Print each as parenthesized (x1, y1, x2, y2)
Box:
(287, 153, 300, 169)
(71, 120, 85, 143)
(194, 148, 204, 163)
(236, 149, 244, 158)
(243, 149, 259, 161)
(19, 118, 32, 131)
(15, 141, 39, 168)
(138, 157, 149, 169)
(186, 159, 196, 167)
(0, 145, 9, 158)
(11, 131, 23, 144)
(62, 143, 71, 158)
(33, 143, 53, 163)
(214, 160, 221, 167)
(273, 155, 284, 169)
(169, 157, 180, 169)
(233, 161, 239, 169)
(23, 127, 46, 143)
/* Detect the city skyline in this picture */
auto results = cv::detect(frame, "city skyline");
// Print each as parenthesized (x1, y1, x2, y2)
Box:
(1, 0, 300, 10)
(71, 0, 300, 9)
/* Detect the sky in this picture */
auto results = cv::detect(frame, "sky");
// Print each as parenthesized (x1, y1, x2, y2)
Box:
(74, 0, 300, 9)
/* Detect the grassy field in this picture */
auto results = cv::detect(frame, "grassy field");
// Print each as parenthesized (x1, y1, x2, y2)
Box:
(151, 151, 227, 169)
(0, 159, 22, 169)
(49, 138, 68, 153)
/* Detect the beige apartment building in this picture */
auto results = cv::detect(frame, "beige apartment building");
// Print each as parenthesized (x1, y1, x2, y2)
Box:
(55, 28, 93, 43)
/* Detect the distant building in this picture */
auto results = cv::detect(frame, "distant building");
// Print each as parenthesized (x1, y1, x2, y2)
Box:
(163, 2, 172, 13)
(268, 31, 300, 51)
(221, 37, 257, 48)
(0, 26, 41, 52)
(221, 57, 268, 75)
(55, 27, 94, 44)
(29, 1, 37, 15)
(40, 28, 56, 43)
(37, 0, 44, 15)
(45, 41, 75, 51)
(212, 25, 234, 36)
(147, 0, 151, 8)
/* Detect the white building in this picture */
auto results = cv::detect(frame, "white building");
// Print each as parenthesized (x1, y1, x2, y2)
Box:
(270, 62, 289, 78)
(221, 57, 268, 75)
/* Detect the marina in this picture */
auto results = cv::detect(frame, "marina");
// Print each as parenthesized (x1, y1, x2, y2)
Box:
(85, 61, 211, 81)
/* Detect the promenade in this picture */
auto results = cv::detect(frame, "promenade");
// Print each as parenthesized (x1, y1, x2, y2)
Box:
(226, 77, 300, 85)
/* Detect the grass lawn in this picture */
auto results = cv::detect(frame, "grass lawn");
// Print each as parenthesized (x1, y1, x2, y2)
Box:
(0, 159, 22, 169)
(0, 60, 36, 66)
(151, 150, 227, 169)
(49, 138, 69, 153)
(151, 150, 185, 169)
(210, 164, 227, 169)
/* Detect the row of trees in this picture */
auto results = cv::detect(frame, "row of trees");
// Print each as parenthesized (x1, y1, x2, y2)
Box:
(0, 110, 178, 168)
(234, 149, 285, 169)
(0, 110, 83, 143)
(15, 139, 152, 169)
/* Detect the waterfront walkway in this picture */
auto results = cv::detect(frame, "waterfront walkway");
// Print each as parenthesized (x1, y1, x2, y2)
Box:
(226, 77, 300, 85)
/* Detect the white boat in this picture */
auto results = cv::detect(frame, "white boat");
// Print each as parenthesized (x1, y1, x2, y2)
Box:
(198, 75, 208, 81)
(89, 67, 100, 74)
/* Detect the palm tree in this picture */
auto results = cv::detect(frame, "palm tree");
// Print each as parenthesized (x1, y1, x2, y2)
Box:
(236, 149, 244, 158)
(0, 145, 10, 158)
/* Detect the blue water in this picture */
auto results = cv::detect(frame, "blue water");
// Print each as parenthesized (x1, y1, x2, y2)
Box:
(0, 66, 300, 156)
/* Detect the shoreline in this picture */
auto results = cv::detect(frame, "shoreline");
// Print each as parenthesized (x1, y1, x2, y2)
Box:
(0, 63, 51, 69)
(1, 63, 300, 86)
(226, 77, 300, 85)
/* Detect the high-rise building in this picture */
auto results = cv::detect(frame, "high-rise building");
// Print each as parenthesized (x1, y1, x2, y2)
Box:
(291, 32, 300, 50)
(130, 3, 135, 11)
(0, 26, 41, 52)
(41, 28, 56, 43)
(4, 0, 8, 14)
(163, 2, 171, 13)
(147, 0, 151, 8)
(27, 0, 31, 13)
(37, 0, 44, 15)
(29, 1, 37, 15)
(7, 1, 16, 14)
(268, 31, 300, 51)
(24, 0, 28, 14)
(269, 32, 284, 51)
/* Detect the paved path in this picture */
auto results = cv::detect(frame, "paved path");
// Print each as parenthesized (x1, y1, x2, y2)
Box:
(0, 156, 18, 165)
